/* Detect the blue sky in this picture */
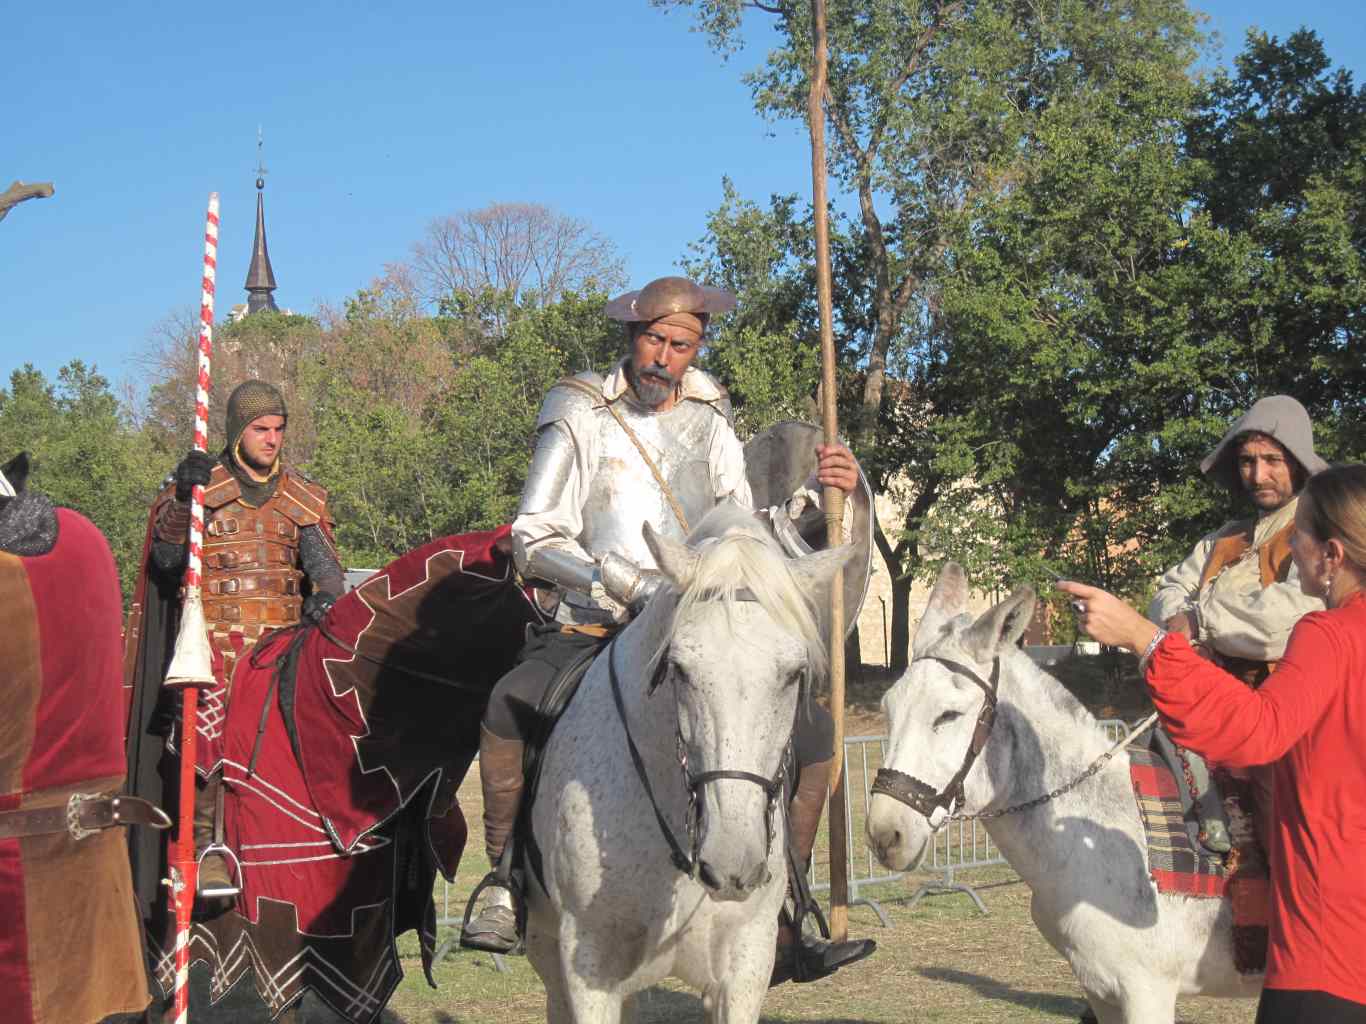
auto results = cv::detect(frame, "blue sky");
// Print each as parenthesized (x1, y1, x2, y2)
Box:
(2, 1, 1361, 397)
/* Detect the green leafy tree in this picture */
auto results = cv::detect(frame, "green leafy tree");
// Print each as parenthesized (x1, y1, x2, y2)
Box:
(0, 363, 167, 599)
(663, 0, 1204, 666)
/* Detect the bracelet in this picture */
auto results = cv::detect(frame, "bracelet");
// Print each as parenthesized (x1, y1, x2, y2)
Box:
(1138, 628, 1168, 674)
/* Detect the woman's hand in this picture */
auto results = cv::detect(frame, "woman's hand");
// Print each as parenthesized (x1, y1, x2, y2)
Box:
(1055, 580, 1160, 655)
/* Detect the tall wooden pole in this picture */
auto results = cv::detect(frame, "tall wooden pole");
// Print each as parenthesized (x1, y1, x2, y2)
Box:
(806, 0, 850, 941)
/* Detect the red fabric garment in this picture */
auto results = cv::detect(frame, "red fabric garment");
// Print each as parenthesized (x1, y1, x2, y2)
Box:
(0, 508, 149, 1024)
(1144, 591, 1366, 1004)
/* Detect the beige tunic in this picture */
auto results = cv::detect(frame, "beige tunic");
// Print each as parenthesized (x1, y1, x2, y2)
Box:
(1148, 497, 1323, 662)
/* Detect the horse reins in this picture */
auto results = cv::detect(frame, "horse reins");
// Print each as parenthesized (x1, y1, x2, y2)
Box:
(607, 628, 788, 879)
(870, 654, 1000, 826)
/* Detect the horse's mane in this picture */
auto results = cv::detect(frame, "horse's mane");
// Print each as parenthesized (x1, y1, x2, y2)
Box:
(656, 502, 830, 681)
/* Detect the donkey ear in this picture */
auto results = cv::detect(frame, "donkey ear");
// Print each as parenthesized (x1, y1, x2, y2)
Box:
(915, 562, 969, 648)
(643, 522, 699, 588)
(961, 586, 1037, 663)
(789, 543, 857, 595)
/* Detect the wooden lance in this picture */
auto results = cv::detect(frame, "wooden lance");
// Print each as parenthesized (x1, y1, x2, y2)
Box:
(161, 192, 220, 1024)
(806, 0, 851, 940)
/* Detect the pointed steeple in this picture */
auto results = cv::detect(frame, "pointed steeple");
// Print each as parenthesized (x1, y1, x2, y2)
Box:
(244, 133, 279, 315)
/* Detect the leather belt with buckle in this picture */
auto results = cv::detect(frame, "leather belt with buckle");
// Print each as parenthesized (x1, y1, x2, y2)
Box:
(0, 794, 172, 842)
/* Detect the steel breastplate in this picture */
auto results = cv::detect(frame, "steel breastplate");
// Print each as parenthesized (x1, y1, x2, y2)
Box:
(579, 398, 721, 569)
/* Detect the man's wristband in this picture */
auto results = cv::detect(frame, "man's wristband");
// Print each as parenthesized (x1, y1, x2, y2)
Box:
(1138, 628, 1168, 674)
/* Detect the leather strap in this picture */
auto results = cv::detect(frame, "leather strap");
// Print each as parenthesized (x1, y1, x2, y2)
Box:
(556, 376, 691, 535)
(0, 794, 171, 841)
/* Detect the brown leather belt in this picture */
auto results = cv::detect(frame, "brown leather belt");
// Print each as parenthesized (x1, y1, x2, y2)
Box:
(0, 794, 172, 842)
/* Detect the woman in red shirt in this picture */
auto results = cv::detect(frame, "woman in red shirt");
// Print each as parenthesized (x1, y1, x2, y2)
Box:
(1061, 463, 1366, 1024)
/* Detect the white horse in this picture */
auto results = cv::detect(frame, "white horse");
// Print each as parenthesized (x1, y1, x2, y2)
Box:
(525, 503, 852, 1023)
(865, 563, 1262, 1023)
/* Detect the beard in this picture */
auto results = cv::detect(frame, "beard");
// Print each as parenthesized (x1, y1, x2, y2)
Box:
(627, 364, 676, 408)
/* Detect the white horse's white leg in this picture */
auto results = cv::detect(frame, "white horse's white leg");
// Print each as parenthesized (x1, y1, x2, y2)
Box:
(701, 978, 767, 1024)
(1084, 984, 1177, 1024)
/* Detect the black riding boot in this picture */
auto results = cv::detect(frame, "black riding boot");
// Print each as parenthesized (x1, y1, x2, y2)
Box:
(770, 756, 876, 987)
(460, 725, 525, 954)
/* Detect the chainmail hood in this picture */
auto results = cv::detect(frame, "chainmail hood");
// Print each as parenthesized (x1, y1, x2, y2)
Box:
(225, 380, 288, 452)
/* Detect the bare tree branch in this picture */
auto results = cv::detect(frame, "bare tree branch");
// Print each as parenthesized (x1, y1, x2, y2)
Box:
(0, 180, 54, 224)
(410, 202, 627, 321)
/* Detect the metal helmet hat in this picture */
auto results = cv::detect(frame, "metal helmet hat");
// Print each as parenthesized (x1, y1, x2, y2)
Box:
(604, 276, 737, 325)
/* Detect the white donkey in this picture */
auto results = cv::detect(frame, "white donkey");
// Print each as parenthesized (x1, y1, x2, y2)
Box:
(526, 504, 852, 1023)
(866, 563, 1262, 1023)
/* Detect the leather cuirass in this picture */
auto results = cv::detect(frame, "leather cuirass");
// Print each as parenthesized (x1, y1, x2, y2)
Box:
(579, 398, 722, 570)
(201, 498, 304, 631)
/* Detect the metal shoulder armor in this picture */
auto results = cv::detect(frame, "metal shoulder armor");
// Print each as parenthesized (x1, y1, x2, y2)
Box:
(534, 371, 604, 431)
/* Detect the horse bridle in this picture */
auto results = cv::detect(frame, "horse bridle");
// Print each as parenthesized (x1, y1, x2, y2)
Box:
(870, 653, 1000, 828)
(607, 609, 790, 879)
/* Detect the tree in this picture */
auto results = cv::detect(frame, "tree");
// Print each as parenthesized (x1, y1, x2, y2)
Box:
(662, 0, 1204, 666)
(0, 363, 167, 599)
(411, 202, 628, 328)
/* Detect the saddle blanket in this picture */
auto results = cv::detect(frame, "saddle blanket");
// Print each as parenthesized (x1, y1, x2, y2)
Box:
(1129, 746, 1270, 973)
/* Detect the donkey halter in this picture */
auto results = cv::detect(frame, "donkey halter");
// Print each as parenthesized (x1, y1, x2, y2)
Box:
(870, 653, 1000, 828)
(607, 592, 789, 879)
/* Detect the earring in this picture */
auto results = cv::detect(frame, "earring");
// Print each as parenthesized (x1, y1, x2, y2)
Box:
(1323, 570, 1336, 604)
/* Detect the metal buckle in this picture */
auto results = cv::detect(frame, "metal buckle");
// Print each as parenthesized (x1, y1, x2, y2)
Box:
(66, 792, 96, 841)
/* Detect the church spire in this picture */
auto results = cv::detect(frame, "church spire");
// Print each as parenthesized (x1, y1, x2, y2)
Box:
(244, 130, 279, 315)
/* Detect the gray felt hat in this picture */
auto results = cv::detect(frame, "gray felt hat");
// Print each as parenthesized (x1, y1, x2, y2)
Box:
(1200, 395, 1329, 493)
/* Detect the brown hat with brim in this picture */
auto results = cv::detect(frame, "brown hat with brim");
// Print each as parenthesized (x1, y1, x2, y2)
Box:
(604, 276, 737, 324)
(1200, 394, 1329, 493)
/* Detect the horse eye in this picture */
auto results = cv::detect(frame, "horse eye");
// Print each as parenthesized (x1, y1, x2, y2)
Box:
(932, 710, 962, 729)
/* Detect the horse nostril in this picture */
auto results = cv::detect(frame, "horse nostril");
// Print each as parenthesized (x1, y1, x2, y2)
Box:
(697, 861, 723, 891)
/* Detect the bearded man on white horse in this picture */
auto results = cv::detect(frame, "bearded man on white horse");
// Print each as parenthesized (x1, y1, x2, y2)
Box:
(460, 275, 874, 986)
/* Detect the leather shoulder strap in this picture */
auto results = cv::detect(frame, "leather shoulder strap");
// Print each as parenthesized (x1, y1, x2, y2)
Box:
(271, 472, 326, 527)
(201, 463, 241, 509)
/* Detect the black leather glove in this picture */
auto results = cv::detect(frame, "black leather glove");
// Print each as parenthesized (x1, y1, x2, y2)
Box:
(302, 591, 337, 626)
(174, 450, 216, 502)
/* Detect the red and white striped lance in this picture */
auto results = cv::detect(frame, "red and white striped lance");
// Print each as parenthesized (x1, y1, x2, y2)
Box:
(185, 193, 218, 591)
(165, 192, 220, 1024)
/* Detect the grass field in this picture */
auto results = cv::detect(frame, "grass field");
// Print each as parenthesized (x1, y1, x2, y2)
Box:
(187, 753, 1258, 1024)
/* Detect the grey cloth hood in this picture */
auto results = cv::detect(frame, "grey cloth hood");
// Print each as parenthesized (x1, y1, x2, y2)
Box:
(1200, 395, 1329, 493)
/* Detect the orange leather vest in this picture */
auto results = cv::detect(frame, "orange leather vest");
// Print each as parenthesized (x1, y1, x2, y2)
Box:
(199, 465, 329, 681)
(1196, 515, 1295, 686)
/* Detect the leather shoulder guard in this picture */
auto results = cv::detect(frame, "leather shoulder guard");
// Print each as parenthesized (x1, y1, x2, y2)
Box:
(273, 471, 328, 527)
(201, 463, 241, 510)
(535, 371, 605, 431)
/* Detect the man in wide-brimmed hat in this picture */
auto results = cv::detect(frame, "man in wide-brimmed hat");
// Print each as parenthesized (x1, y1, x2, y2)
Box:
(1148, 395, 1329, 853)
(124, 380, 345, 924)
(461, 276, 875, 985)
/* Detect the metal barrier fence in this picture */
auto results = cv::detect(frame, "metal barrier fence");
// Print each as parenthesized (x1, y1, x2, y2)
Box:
(432, 717, 1136, 964)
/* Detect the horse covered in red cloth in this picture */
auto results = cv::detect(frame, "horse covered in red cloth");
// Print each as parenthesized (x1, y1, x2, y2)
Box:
(143, 527, 541, 1021)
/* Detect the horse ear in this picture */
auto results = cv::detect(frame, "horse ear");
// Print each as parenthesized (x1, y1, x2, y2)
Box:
(961, 586, 1037, 662)
(789, 543, 857, 594)
(915, 562, 969, 648)
(1, 452, 31, 494)
(642, 522, 699, 588)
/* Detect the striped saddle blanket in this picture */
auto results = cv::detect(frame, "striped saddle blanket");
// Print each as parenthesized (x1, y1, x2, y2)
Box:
(1129, 745, 1269, 973)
